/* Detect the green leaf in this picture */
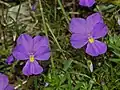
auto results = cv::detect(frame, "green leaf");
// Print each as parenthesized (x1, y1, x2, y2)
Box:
(63, 59, 73, 71)
(109, 58, 120, 62)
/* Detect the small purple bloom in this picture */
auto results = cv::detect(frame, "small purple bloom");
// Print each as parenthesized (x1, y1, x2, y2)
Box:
(70, 13, 108, 56)
(0, 73, 14, 90)
(31, 4, 36, 11)
(79, 0, 95, 7)
(13, 34, 50, 75)
(6, 55, 14, 65)
(31, 0, 38, 11)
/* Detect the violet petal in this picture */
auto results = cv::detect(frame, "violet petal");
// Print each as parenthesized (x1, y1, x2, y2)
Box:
(0, 73, 9, 90)
(12, 45, 29, 60)
(22, 60, 43, 75)
(17, 34, 33, 53)
(5, 85, 14, 90)
(6, 55, 14, 65)
(34, 47, 50, 60)
(70, 34, 88, 48)
(69, 18, 87, 34)
(87, 13, 103, 31)
(79, 0, 95, 7)
(86, 40, 107, 56)
(33, 36, 49, 52)
(92, 23, 108, 39)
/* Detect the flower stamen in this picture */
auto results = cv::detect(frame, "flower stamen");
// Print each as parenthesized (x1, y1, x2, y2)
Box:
(88, 38, 94, 43)
(30, 55, 34, 62)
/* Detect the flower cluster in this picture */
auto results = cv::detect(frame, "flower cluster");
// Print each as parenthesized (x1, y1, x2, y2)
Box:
(3, 0, 109, 89)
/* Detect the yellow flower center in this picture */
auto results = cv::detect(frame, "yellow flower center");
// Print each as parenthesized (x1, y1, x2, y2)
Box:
(30, 55, 35, 62)
(88, 38, 94, 43)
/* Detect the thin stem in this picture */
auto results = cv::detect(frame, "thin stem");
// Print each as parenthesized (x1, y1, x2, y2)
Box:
(38, 0, 48, 36)
(16, 3, 21, 21)
(46, 23, 67, 60)
(57, 0, 70, 24)
(0, 1, 11, 7)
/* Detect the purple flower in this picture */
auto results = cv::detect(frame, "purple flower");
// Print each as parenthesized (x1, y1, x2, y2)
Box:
(0, 73, 14, 90)
(13, 34, 50, 75)
(70, 13, 108, 56)
(79, 0, 95, 7)
(31, 4, 36, 11)
(31, 0, 38, 11)
(6, 55, 14, 65)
